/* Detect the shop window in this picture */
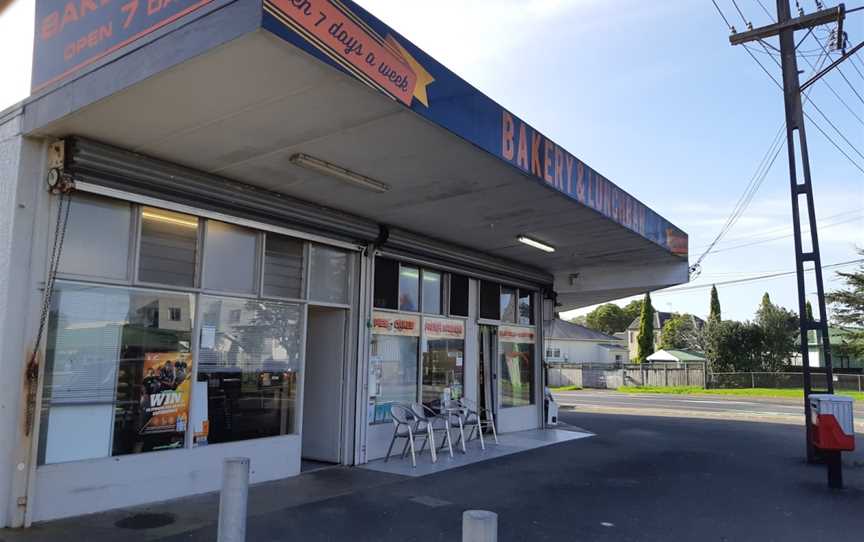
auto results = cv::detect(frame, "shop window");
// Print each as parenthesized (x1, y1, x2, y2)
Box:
(449, 274, 469, 317)
(500, 287, 517, 323)
(500, 327, 536, 408)
(263, 233, 304, 299)
(196, 297, 303, 444)
(422, 270, 442, 315)
(518, 289, 535, 325)
(369, 313, 420, 424)
(203, 221, 259, 294)
(309, 244, 350, 304)
(139, 207, 199, 287)
(59, 193, 132, 280)
(422, 319, 465, 407)
(37, 282, 193, 465)
(373, 257, 399, 309)
(398, 265, 420, 312)
(480, 281, 500, 320)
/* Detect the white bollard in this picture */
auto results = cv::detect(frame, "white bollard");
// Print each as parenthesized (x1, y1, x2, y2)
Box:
(462, 510, 498, 542)
(218, 457, 250, 542)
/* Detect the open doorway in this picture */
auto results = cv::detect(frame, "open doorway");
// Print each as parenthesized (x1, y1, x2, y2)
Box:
(478, 325, 498, 422)
(301, 306, 347, 471)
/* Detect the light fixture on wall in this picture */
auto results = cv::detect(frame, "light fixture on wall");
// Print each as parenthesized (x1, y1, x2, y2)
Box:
(517, 235, 555, 253)
(289, 153, 391, 193)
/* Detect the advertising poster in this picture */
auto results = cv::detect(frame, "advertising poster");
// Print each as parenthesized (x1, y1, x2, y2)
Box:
(140, 352, 192, 438)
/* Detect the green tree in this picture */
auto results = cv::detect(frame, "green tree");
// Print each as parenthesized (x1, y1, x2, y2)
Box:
(569, 315, 588, 326)
(705, 320, 765, 372)
(622, 299, 643, 325)
(755, 294, 799, 371)
(636, 293, 655, 362)
(709, 285, 721, 323)
(826, 251, 864, 357)
(805, 300, 814, 321)
(660, 314, 702, 351)
(584, 303, 630, 334)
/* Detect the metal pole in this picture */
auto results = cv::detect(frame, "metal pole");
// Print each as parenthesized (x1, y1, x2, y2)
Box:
(218, 457, 250, 542)
(463, 510, 498, 542)
(826, 450, 844, 489)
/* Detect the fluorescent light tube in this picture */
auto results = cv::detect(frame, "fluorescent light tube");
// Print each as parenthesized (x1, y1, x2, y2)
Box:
(517, 235, 555, 253)
(289, 153, 391, 193)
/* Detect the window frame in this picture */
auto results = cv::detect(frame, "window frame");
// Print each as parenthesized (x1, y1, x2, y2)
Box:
(43, 190, 359, 463)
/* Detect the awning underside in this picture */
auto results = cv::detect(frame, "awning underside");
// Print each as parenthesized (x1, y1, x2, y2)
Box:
(32, 30, 688, 310)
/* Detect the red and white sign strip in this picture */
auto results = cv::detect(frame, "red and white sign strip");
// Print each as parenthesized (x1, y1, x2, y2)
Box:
(498, 325, 536, 344)
(371, 311, 420, 337)
(423, 317, 465, 340)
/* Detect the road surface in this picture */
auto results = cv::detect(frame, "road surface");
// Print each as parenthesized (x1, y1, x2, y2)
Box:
(553, 389, 864, 431)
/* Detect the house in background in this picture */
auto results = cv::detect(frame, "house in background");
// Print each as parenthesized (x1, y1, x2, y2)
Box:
(626, 312, 705, 360)
(544, 319, 628, 365)
(646, 349, 707, 365)
(791, 327, 864, 369)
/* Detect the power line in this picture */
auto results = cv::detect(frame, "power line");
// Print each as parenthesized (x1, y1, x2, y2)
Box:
(691, 208, 863, 251)
(741, 43, 864, 174)
(813, 36, 864, 105)
(748, 34, 864, 165)
(705, 214, 862, 255)
(655, 259, 864, 295)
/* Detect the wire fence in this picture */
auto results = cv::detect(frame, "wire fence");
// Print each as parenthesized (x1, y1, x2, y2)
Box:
(708, 372, 864, 392)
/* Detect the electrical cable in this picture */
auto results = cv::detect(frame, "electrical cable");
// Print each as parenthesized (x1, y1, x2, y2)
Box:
(655, 259, 864, 295)
(705, 214, 862, 254)
(742, 43, 864, 174)
(698, 1, 864, 278)
(691, 208, 863, 251)
(813, 37, 864, 105)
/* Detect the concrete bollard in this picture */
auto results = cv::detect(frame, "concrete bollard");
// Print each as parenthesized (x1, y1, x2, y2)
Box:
(218, 457, 250, 542)
(462, 510, 497, 542)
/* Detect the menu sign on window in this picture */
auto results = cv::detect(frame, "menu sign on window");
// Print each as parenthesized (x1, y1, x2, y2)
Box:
(499, 326, 536, 344)
(424, 317, 465, 340)
(371, 312, 420, 337)
(32, 0, 216, 92)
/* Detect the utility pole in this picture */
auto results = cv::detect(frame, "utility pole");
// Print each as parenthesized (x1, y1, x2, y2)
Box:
(728, 2, 847, 464)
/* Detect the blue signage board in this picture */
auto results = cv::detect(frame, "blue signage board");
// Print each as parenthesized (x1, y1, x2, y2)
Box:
(32, 0, 216, 92)
(262, 0, 688, 257)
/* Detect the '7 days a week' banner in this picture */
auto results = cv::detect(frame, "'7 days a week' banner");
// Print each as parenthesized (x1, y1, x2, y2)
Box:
(265, 0, 434, 107)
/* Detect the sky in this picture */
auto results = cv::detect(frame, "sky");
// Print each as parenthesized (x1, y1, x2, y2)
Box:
(1, 0, 862, 323)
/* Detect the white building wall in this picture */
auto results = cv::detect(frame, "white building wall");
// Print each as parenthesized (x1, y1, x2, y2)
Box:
(0, 111, 49, 528)
(546, 339, 626, 364)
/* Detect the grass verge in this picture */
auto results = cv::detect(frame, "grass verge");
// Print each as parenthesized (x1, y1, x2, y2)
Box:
(551, 385, 583, 392)
(617, 386, 864, 401)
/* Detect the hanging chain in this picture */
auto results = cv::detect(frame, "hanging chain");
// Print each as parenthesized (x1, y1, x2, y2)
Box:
(25, 184, 74, 436)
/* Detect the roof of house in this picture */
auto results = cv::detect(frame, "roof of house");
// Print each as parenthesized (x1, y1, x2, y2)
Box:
(646, 349, 707, 362)
(546, 319, 622, 342)
(628, 312, 705, 332)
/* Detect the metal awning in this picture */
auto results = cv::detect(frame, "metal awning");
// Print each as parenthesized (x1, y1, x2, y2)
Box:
(22, 0, 689, 309)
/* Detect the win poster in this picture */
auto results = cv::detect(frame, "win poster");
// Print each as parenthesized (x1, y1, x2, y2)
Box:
(139, 352, 191, 442)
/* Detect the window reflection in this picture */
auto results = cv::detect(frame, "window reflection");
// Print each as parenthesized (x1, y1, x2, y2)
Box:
(38, 283, 193, 464)
(398, 265, 420, 312)
(369, 333, 418, 424)
(196, 298, 303, 444)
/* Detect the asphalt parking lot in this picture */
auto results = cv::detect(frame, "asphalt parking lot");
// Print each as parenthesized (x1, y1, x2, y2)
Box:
(4, 406, 862, 542)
